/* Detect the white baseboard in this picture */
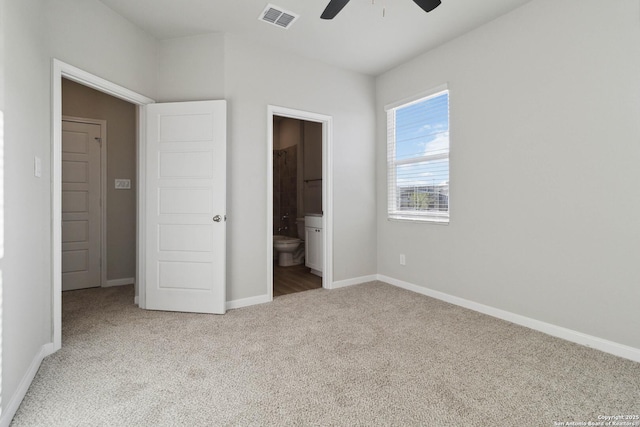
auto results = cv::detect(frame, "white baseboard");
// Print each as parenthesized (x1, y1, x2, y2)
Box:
(225, 275, 377, 309)
(331, 275, 378, 289)
(0, 343, 55, 427)
(226, 294, 271, 310)
(378, 275, 640, 363)
(103, 277, 135, 287)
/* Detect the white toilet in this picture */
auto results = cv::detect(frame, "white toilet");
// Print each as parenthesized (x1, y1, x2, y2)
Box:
(273, 218, 305, 267)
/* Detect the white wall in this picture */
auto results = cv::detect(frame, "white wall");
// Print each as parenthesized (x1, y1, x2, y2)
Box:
(19, 0, 640, 418)
(3, 0, 52, 417)
(45, 0, 158, 99)
(3, 8, 377, 417)
(376, 0, 640, 349)
(0, 0, 4, 416)
(154, 33, 377, 301)
(224, 35, 377, 300)
(2, 0, 159, 420)
(157, 33, 225, 102)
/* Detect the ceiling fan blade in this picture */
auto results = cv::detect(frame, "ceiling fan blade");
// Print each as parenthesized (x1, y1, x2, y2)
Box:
(321, 0, 351, 19)
(412, 0, 441, 13)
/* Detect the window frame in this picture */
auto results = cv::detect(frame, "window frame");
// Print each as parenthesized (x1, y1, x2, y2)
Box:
(386, 84, 450, 224)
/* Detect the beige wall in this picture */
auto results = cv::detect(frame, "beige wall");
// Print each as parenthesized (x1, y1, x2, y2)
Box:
(274, 118, 323, 217)
(62, 78, 136, 282)
(303, 121, 322, 215)
(275, 118, 301, 149)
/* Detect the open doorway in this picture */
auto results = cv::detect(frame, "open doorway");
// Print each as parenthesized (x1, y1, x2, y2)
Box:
(52, 59, 154, 351)
(272, 116, 322, 296)
(267, 106, 334, 300)
(61, 79, 137, 292)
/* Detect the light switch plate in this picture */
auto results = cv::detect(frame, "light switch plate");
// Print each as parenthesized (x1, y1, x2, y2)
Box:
(34, 156, 42, 178)
(115, 179, 131, 189)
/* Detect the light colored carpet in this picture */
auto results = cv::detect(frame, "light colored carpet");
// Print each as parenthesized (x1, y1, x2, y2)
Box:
(11, 282, 640, 426)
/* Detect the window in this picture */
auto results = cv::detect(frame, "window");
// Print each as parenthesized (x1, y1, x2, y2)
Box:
(386, 87, 449, 223)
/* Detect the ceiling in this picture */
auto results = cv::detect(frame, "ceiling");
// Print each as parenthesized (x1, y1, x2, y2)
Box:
(98, 0, 533, 76)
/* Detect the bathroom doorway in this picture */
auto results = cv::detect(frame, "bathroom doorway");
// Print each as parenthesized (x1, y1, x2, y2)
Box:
(267, 106, 333, 298)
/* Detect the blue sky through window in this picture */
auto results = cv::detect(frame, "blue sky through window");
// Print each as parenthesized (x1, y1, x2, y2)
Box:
(394, 91, 449, 188)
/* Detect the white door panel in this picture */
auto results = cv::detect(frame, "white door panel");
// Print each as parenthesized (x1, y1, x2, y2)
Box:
(159, 188, 212, 214)
(62, 121, 102, 291)
(145, 100, 226, 314)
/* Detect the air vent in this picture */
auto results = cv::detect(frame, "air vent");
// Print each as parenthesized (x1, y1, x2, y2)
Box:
(259, 4, 299, 29)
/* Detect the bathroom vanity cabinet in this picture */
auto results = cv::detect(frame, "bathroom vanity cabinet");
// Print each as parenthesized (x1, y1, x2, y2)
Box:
(305, 215, 323, 277)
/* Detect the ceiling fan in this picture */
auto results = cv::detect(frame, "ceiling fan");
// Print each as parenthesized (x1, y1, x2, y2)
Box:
(321, 0, 441, 19)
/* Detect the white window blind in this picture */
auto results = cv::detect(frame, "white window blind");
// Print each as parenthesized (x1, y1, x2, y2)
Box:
(386, 88, 450, 222)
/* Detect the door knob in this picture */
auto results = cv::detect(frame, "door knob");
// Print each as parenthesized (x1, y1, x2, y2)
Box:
(213, 215, 222, 222)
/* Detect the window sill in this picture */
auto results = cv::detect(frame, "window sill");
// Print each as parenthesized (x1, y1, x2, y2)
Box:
(387, 215, 449, 225)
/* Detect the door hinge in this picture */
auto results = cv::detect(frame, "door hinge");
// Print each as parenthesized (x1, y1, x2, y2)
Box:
(95, 137, 102, 146)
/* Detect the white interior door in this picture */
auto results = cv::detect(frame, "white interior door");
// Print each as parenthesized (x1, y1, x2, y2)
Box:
(145, 100, 226, 314)
(62, 120, 102, 291)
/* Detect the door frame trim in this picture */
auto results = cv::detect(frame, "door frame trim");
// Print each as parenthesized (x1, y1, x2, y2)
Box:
(267, 105, 334, 300)
(52, 59, 155, 351)
(61, 116, 108, 289)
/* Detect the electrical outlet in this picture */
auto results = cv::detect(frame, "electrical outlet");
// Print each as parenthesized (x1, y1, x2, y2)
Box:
(400, 254, 406, 266)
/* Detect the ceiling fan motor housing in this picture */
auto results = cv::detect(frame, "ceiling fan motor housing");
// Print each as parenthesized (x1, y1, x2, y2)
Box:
(321, 0, 442, 19)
